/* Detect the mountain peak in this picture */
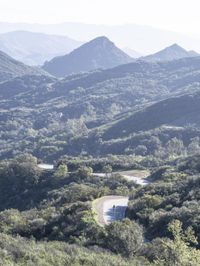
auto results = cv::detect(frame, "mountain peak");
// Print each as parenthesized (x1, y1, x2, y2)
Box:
(76, 36, 118, 52)
(78, 36, 115, 50)
(165, 43, 186, 51)
(91, 36, 111, 42)
(143, 43, 198, 62)
(43, 36, 133, 77)
(169, 43, 182, 48)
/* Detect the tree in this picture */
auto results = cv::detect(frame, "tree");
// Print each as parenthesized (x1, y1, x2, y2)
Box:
(188, 137, 200, 155)
(106, 218, 143, 257)
(153, 220, 200, 266)
(134, 145, 148, 156)
(78, 166, 93, 179)
(53, 164, 68, 179)
(166, 138, 185, 157)
(102, 164, 112, 176)
(0, 154, 41, 190)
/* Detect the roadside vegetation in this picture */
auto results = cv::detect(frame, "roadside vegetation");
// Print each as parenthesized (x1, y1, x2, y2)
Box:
(0, 153, 199, 265)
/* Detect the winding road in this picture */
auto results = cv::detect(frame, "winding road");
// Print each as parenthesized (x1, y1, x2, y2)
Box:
(93, 170, 150, 185)
(37, 164, 150, 226)
(118, 173, 150, 185)
(93, 170, 150, 226)
(93, 196, 129, 225)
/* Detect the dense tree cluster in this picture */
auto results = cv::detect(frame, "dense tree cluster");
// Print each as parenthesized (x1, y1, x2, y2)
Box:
(0, 154, 199, 265)
(127, 155, 200, 245)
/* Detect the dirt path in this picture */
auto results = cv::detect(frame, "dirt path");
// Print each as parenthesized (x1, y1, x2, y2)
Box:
(93, 196, 129, 226)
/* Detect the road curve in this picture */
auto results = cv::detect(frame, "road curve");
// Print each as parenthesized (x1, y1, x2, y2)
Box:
(37, 164, 54, 170)
(92, 170, 150, 226)
(93, 196, 129, 226)
(121, 174, 150, 185)
(93, 172, 150, 186)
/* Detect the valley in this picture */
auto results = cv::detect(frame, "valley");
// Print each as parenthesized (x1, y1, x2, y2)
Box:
(0, 21, 200, 265)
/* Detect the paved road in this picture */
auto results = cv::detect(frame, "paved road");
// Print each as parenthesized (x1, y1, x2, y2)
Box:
(121, 174, 150, 185)
(93, 196, 129, 225)
(38, 164, 54, 170)
(37, 166, 149, 186)
(93, 170, 150, 225)
(93, 172, 150, 186)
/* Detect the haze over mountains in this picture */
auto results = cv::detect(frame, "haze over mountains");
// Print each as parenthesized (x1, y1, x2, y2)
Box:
(0, 27, 198, 72)
(42, 37, 199, 77)
(43, 36, 133, 77)
(0, 31, 82, 65)
(0, 21, 200, 54)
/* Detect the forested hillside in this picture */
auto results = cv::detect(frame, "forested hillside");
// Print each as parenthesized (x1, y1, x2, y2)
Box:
(0, 50, 49, 82)
(1, 56, 200, 160)
(0, 153, 199, 265)
(103, 92, 200, 140)
(0, 37, 200, 265)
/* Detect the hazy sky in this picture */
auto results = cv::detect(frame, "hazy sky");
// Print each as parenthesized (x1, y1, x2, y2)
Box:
(0, 0, 200, 36)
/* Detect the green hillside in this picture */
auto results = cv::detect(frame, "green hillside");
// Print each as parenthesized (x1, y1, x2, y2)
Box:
(1, 56, 200, 159)
(0, 50, 49, 82)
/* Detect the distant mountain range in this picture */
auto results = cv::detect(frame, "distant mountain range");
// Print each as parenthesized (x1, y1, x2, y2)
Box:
(0, 50, 48, 82)
(142, 43, 199, 62)
(43, 37, 199, 77)
(0, 31, 82, 65)
(1, 21, 200, 54)
(43, 36, 133, 77)
(0, 33, 198, 84)
(0, 29, 198, 70)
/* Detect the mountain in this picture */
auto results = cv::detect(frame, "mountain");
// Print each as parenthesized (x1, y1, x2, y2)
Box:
(1, 22, 200, 55)
(188, 50, 199, 57)
(0, 50, 48, 82)
(43, 36, 133, 77)
(0, 31, 82, 65)
(143, 44, 199, 62)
